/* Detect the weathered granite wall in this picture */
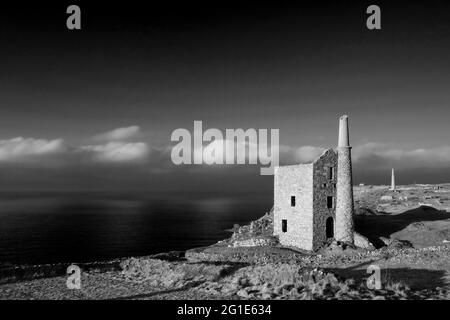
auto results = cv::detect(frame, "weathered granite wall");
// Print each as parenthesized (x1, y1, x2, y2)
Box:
(274, 164, 314, 250)
(312, 149, 337, 250)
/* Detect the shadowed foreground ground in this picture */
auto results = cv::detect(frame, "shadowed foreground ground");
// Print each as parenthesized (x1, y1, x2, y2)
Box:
(1, 244, 450, 300)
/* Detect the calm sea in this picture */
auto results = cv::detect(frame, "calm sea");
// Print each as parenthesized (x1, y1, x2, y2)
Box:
(0, 191, 272, 265)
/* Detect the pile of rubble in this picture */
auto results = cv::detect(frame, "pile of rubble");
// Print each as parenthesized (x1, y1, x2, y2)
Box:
(225, 208, 277, 248)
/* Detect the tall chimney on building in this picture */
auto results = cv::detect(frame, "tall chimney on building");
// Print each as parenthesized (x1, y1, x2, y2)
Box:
(336, 115, 355, 244)
(390, 168, 396, 191)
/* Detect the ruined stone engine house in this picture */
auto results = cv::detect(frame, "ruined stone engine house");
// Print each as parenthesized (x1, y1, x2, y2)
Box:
(273, 115, 355, 251)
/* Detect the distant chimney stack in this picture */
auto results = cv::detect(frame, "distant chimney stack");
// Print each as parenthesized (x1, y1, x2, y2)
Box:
(335, 115, 355, 244)
(390, 168, 396, 191)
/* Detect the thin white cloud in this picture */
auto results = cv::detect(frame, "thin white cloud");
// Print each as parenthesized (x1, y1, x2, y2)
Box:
(0, 130, 150, 165)
(277, 142, 450, 170)
(93, 125, 141, 142)
(353, 142, 450, 169)
(279, 145, 326, 164)
(2, 131, 450, 174)
(0, 137, 66, 161)
(80, 142, 150, 163)
(193, 139, 270, 165)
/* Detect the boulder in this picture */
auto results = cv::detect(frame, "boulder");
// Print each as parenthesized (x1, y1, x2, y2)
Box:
(386, 238, 414, 249)
(380, 195, 393, 202)
(354, 232, 375, 250)
(379, 237, 392, 246)
(378, 237, 414, 249)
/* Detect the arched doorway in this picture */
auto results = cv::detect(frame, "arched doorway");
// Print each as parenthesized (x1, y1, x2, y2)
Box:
(326, 217, 334, 239)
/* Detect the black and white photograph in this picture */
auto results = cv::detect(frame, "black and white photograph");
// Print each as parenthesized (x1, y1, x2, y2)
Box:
(1, 0, 450, 309)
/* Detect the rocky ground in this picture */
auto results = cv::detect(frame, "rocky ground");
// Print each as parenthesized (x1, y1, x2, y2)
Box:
(354, 183, 450, 215)
(1, 244, 449, 300)
(1, 184, 450, 300)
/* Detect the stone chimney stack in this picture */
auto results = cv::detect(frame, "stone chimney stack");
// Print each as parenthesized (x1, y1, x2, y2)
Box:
(336, 115, 355, 243)
(390, 168, 396, 191)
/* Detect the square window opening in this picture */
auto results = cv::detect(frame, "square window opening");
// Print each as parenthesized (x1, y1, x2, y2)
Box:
(328, 167, 335, 181)
(282, 219, 287, 233)
(327, 196, 334, 209)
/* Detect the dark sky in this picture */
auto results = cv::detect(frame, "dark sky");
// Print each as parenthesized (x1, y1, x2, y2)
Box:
(0, 1, 449, 192)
